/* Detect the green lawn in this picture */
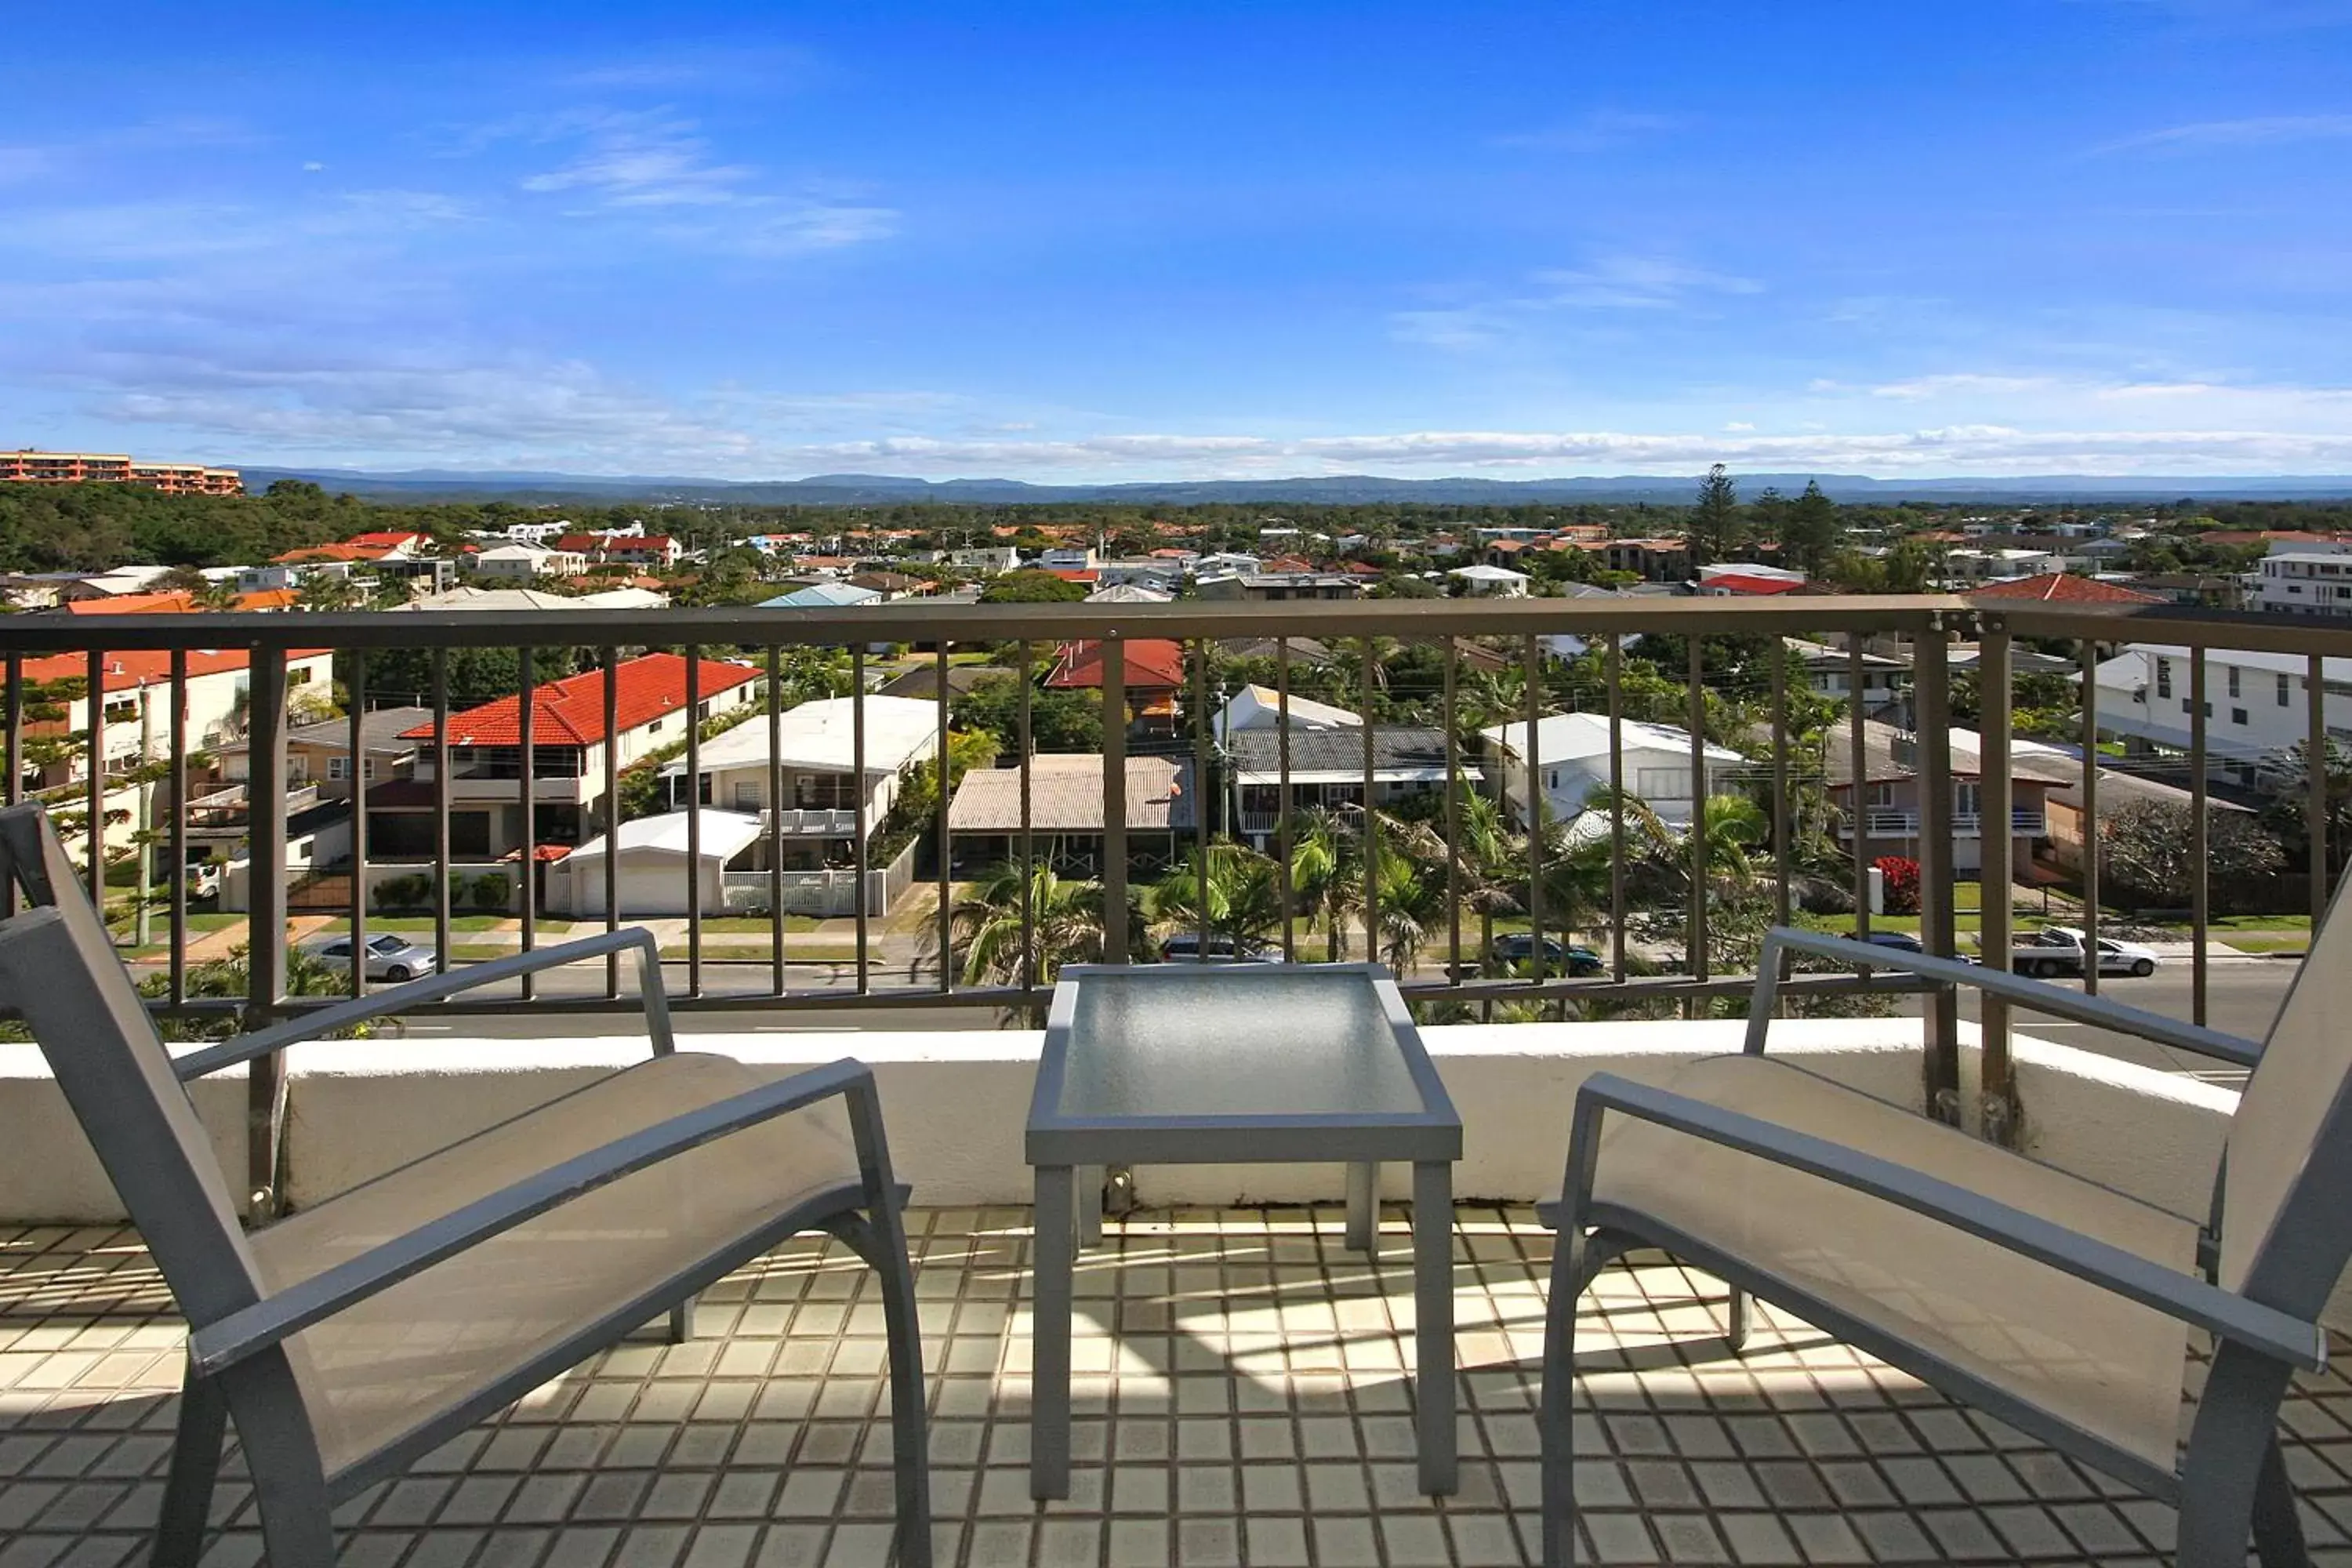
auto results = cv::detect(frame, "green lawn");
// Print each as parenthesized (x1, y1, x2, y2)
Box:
(310, 915, 513, 934)
(697, 916, 827, 934)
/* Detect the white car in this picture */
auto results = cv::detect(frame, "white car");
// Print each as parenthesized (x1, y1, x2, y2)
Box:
(2014, 926, 2161, 979)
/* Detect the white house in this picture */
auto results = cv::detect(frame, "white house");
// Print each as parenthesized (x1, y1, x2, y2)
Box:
(1946, 547, 2067, 583)
(2253, 550, 2352, 619)
(1033, 546, 1098, 572)
(2093, 642, 2348, 779)
(1447, 564, 1530, 597)
(468, 544, 586, 582)
(669, 695, 937, 872)
(1214, 684, 1360, 743)
(947, 546, 1021, 575)
(1479, 712, 1745, 832)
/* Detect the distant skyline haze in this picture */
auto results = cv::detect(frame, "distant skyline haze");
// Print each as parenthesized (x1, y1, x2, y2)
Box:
(3, 2, 2349, 481)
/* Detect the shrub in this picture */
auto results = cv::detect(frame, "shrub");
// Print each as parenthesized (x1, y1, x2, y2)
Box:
(1874, 855, 1921, 916)
(372, 873, 432, 913)
(469, 870, 511, 912)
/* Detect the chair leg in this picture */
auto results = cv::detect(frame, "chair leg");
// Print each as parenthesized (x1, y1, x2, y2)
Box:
(152, 1368, 226, 1568)
(1723, 1286, 1750, 1357)
(1539, 1231, 1584, 1568)
(252, 1478, 339, 1568)
(2251, 1437, 2309, 1568)
(870, 1203, 933, 1568)
(668, 1295, 695, 1344)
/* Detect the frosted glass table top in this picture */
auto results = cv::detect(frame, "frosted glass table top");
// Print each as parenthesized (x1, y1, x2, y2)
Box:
(1044, 965, 1443, 1124)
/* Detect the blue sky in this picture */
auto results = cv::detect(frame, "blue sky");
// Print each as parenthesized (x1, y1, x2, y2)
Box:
(4, 2, 2350, 480)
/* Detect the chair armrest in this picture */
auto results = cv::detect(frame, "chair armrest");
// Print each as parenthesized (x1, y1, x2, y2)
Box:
(1567, 1069, 2325, 1371)
(1746, 927, 2261, 1069)
(187, 1057, 878, 1377)
(172, 927, 675, 1080)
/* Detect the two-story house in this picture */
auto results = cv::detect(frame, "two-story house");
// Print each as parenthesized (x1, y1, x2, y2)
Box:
(1827, 722, 2070, 879)
(372, 652, 760, 860)
(1214, 686, 1475, 846)
(665, 695, 937, 873)
(1479, 712, 1744, 833)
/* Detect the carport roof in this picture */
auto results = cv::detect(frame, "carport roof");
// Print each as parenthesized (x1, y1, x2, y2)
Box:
(563, 809, 764, 862)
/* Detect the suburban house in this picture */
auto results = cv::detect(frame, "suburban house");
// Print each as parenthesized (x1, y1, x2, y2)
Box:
(1194, 571, 1369, 601)
(2024, 736, 2252, 878)
(1695, 564, 1807, 597)
(1214, 684, 1471, 842)
(761, 582, 883, 610)
(1479, 711, 1744, 833)
(665, 694, 937, 873)
(2254, 551, 2352, 619)
(468, 544, 586, 581)
(5, 645, 334, 862)
(2092, 642, 2344, 780)
(545, 811, 764, 919)
(555, 532, 684, 569)
(1784, 637, 1911, 721)
(1827, 722, 2071, 879)
(1970, 572, 2161, 608)
(947, 754, 1197, 876)
(371, 652, 761, 862)
(1598, 538, 1691, 582)
(217, 706, 431, 801)
(1046, 638, 1187, 731)
(1446, 564, 1530, 597)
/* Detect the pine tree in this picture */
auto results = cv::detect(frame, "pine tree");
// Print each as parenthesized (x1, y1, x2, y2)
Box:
(1687, 463, 1742, 566)
(1781, 479, 1840, 579)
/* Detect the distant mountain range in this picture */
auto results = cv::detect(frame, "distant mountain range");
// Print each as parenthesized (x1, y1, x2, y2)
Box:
(240, 466, 2352, 506)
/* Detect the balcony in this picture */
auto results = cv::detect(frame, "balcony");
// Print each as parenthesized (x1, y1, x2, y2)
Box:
(7, 593, 2352, 1563)
(1846, 808, 2049, 837)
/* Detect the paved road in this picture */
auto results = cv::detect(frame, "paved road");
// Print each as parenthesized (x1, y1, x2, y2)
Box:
(1899, 958, 2292, 1082)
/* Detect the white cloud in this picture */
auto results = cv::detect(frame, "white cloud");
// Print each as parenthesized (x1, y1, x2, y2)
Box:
(2094, 113, 2352, 154)
(1868, 373, 2054, 400)
(1723, 421, 1756, 432)
(1530, 255, 1763, 310)
(520, 117, 755, 208)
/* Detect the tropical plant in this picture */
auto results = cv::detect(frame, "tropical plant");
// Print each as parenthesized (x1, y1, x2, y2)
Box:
(1145, 841, 1284, 949)
(935, 860, 1146, 995)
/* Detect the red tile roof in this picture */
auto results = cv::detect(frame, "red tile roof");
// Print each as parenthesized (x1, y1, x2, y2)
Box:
(603, 535, 674, 554)
(1044, 568, 1099, 584)
(397, 652, 760, 747)
(344, 530, 426, 550)
(16, 647, 328, 694)
(1972, 572, 2161, 604)
(64, 590, 194, 615)
(1047, 639, 1187, 691)
(274, 543, 393, 564)
(1703, 572, 1803, 597)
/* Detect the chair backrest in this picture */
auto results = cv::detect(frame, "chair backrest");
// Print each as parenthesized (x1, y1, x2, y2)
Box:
(2220, 867, 2352, 1314)
(0, 804, 267, 1327)
(0, 798, 75, 909)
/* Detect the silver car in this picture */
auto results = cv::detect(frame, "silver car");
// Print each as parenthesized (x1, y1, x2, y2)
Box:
(310, 933, 437, 982)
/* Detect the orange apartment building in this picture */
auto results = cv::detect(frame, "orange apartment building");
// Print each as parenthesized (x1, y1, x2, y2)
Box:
(1, 450, 243, 495)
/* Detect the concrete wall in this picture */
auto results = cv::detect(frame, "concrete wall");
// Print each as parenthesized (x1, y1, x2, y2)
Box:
(3, 1014, 2330, 1326)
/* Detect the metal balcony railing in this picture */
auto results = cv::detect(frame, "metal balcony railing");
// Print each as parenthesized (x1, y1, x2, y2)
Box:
(1849, 808, 2048, 837)
(5, 593, 2348, 1204)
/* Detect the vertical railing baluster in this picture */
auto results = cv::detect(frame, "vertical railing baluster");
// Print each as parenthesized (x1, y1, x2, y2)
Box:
(853, 647, 869, 995)
(2079, 637, 2100, 998)
(935, 639, 953, 993)
(432, 648, 451, 976)
(85, 647, 103, 915)
(1102, 638, 1128, 964)
(245, 647, 290, 1216)
(1978, 622, 2016, 1142)
(348, 651, 368, 1000)
(1277, 638, 1294, 962)
(2, 652, 17, 815)
(1770, 640, 1790, 932)
(768, 646, 785, 996)
(168, 650, 187, 1005)
(1607, 635, 1626, 982)
(1915, 622, 1960, 1123)
(1018, 640, 1034, 993)
(1443, 637, 1461, 988)
(1686, 638, 1707, 1004)
(2310, 652, 2329, 928)
(1195, 639, 1211, 965)
(602, 646, 620, 999)
(2190, 645, 2209, 1028)
(1363, 637, 1381, 971)
(1523, 635, 1543, 998)
(683, 648, 700, 999)
(1849, 634, 1872, 958)
(519, 649, 538, 1001)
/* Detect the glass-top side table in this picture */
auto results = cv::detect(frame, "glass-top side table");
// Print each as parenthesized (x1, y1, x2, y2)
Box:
(1025, 963, 1464, 1500)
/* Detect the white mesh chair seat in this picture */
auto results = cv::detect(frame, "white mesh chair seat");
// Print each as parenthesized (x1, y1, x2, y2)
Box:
(1590, 1053, 2200, 1471)
(252, 1051, 862, 1475)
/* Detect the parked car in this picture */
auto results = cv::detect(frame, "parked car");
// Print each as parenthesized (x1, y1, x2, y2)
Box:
(2011, 926, 2160, 979)
(1157, 933, 1280, 964)
(1860, 931, 1926, 953)
(1486, 934, 1606, 977)
(309, 933, 438, 982)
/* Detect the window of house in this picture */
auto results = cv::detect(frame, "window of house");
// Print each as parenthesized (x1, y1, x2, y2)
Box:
(734, 780, 762, 811)
(2227, 666, 2241, 699)
(2281, 673, 2295, 706)
(2233, 707, 2249, 726)
(1866, 782, 1895, 807)
(102, 699, 136, 724)
(289, 667, 312, 686)
(2156, 658, 2172, 699)
(1635, 766, 1694, 800)
(647, 717, 665, 735)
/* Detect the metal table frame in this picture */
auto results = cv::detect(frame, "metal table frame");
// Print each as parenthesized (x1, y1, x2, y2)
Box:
(1024, 962, 1464, 1498)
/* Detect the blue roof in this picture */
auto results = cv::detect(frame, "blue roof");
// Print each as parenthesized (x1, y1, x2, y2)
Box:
(759, 583, 883, 609)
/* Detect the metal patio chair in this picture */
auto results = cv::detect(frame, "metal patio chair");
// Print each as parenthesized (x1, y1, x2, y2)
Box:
(1540, 916, 2352, 1568)
(0, 802, 931, 1566)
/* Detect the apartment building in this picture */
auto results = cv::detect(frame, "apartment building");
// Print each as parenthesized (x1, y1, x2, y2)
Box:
(2094, 642, 2352, 775)
(372, 652, 761, 860)
(2255, 549, 2352, 619)
(0, 450, 243, 495)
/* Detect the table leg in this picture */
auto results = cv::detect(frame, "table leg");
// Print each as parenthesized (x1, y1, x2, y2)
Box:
(1345, 1161, 1377, 1250)
(1413, 1160, 1457, 1494)
(1032, 1164, 1075, 1499)
(1077, 1164, 1104, 1249)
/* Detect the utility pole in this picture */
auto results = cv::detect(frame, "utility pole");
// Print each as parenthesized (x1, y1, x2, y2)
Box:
(135, 686, 155, 949)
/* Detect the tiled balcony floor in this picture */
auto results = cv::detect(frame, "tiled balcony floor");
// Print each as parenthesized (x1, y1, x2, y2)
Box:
(6, 1207, 2352, 1567)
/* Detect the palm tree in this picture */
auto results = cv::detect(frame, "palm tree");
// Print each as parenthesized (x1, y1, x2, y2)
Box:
(935, 861, 1142, 996)
(1287, 805, 1361, 958)
(1145, 841, 1283, 950)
